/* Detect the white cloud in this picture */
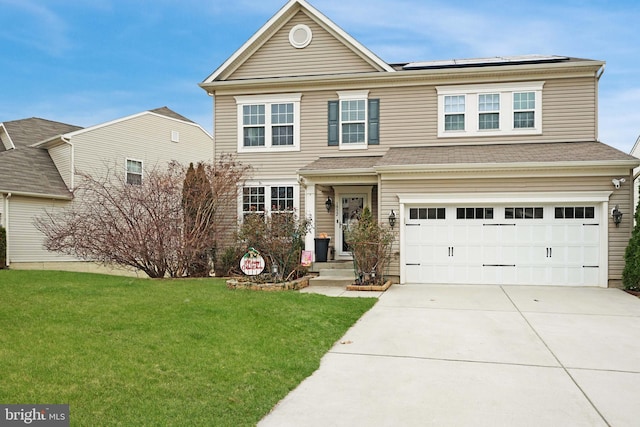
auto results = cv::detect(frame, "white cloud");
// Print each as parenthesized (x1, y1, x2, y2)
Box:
(0, 0, 72, 56)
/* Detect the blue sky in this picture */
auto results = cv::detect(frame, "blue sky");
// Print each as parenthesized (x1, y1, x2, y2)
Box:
(1, 0, 639, 152)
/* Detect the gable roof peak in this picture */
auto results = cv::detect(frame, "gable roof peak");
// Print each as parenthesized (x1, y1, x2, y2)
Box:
(202, 0, 394, 84)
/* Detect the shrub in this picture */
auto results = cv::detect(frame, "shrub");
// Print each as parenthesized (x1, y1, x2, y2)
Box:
(623, 189, 640, 290)
(345, 207, 394, 286)
(0, 225, 6, 269)
(236, 211, 311, 282)
(215, 245, 245, 277)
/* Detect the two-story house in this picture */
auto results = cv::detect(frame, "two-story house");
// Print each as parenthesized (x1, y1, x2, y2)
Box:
(200, 0, 639, 287)
(0, 107, 213, 273)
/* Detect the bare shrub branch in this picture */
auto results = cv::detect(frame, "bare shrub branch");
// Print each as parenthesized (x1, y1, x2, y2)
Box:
(35, 155, 250, 278)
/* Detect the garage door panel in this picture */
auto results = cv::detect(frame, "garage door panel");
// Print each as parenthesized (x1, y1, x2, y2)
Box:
(404, 203, 602, 286)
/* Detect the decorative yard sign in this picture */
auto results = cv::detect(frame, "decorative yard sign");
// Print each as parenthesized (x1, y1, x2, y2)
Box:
(240, 247, 265, 276)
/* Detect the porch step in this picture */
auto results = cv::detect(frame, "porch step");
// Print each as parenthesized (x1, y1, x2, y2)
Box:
(311, 261, 353, 272)
(309, 275, 356, 287)
(309, 261, 356, 287)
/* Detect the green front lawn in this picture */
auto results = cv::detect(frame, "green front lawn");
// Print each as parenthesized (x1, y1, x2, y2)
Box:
(0, 271, 376, 426)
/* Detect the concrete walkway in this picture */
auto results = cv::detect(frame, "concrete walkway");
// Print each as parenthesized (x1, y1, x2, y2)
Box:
(260, 284, 640, 426)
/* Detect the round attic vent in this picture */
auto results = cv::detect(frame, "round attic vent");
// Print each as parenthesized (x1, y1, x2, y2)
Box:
(289, 24, 312, 49)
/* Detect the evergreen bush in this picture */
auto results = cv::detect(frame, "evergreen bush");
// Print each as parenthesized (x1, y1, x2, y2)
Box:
(0, 225, 6, 269)
(622, 189, 640, 290)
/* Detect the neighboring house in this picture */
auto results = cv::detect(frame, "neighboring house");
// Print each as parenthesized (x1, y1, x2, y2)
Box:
(200, 0, 639, 288)
(0, 107, 213, 272)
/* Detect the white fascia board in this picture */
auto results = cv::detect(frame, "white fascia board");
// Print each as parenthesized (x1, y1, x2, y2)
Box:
(297, 168, 377, 177)
(32, 111, 211, 148)
(630, 135, 640, 156)
(375, 160, 640, 174)
(202, 0, 393, 84)
(0, 124, 16, 150)
(397, 191, 613, 205)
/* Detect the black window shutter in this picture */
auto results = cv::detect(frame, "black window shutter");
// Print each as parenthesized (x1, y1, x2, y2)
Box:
(328, 100, 339, 146)
(368, 98, 380, 145)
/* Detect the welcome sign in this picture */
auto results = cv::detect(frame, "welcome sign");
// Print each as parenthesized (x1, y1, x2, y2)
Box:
(240, 247, 265, 276)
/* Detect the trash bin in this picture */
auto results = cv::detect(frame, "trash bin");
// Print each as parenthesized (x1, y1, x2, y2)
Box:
(314, 238, 330, 262)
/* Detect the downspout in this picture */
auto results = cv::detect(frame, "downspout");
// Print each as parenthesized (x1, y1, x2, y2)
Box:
(3, 192, 11, 267)
(595, 63, 605, 142)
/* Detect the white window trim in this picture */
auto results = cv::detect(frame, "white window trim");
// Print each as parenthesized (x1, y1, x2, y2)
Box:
(126, 158, 143, 185)
(436, 82, 544, 138)
(235, 93, 301, 153)
(337, 90, 369, 150)
(238, 180, 300, 221)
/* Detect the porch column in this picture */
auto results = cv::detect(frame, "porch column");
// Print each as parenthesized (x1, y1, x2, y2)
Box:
(304, 183, 316, 254)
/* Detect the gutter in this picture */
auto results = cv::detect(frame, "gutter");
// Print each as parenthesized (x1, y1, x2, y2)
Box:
(373, 159, 640, 174)
(200, 60, 605, 94)
(0, 189, 72, 200)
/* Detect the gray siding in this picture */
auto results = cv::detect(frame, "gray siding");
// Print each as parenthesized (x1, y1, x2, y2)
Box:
(73, 113, 213, 180)
(8, 196, 76, 263)
(227, 11, 379, 80)
(48, 143, 72, 189)
(215, 76, 598, 179)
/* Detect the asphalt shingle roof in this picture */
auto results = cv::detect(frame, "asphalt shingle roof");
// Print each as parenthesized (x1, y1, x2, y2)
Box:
(149, 107, 195, 124)
(0, 147, 72, 198)
(0, 117, 81, 197)
(299, 155, 382, 172)
(299, 142, 638, 174)
(377, 141, 638, 167)
(2, 117, 82, 148)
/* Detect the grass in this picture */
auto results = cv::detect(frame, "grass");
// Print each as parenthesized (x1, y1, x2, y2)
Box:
(0, 270, 376, 426)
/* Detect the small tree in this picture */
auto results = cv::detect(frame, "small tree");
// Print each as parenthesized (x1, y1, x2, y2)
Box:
(622, 188, 640, 290)
(345, 207, 394, 286)
(182, 162, 215, 277)
(0, 225, 6, 269)
(35, 156, 250, 278)
(237, 211, 311, 282)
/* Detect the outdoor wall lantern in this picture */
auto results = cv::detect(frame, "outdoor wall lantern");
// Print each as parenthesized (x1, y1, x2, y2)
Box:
(388, 210, 396, 228)
(325, 197, 333, 212)
(612, 205, 623, 227)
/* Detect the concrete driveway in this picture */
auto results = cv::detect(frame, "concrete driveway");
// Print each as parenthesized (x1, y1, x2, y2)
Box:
(259, 285, 640, 427)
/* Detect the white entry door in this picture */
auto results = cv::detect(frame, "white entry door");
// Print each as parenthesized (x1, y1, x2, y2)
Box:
(335, 190, 370, 258)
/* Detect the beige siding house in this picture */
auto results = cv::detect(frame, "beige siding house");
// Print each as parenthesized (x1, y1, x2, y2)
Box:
(0, 108, 213, 273)
(200, 0, 639, 287)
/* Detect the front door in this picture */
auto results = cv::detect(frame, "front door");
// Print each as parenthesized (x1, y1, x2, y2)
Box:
(335, 191, 369, 258)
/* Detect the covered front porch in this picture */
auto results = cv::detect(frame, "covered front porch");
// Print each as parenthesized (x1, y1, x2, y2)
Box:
(297, 155, 382, 263)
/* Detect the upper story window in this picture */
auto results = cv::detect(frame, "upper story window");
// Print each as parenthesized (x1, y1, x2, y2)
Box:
(444, 95, 465, 131)
(126, 159, 142, 185)
(478, 94, 500, 130)
(513, 92, 536, 128)
(328, 90, 379, 149)
(235, 93, 301, 153)
(437, 82, 544, 138)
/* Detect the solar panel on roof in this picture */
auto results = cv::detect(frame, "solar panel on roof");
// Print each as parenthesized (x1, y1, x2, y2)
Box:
(403, 55, 569, 70)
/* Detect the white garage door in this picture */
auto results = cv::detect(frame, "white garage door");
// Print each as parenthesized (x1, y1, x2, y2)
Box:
(404, 205, 601, 286)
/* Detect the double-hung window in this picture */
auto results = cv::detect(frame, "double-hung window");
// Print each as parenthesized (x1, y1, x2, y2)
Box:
(235, 94, 301, 152)
(444, 95, 465, 131)
(328, 90, 380, 149)
(126, 159, 142, 185)
(513, 92, 536, 128)
(241, 182, 299, 221)
(478, 94, 500, 130)
(437, 82, 543, 137)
